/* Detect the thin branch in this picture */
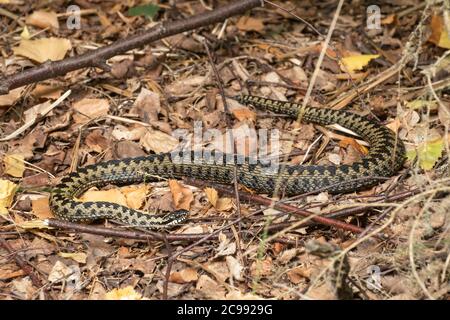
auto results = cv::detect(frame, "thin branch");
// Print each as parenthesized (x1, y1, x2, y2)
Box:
(0, 0, 263, 94)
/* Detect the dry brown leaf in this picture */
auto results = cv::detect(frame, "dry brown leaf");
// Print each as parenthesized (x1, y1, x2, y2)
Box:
(236, 16, 264, 33)
(4, 154, 25, 177)
(168, 180, 193, 211)
(140, 130, 179, 153)
(250, 257, 273, 278)
(169, 268, 199, 284)
(339, 137, 368, 155)
(85, 130, 109, 153)
(225, 256, 244, 281)
(13, 38, 71, 63)
(58, 252, 87, 264)
(130, 88, 160, 122)
(287, 266, 312, 284)
(0, 87, 24, 107)
(121, 185, 150, 209)
(231, 107, 256, 122)
(32, 84, 62, 100)
(26, 10, 59, 29)
(73, 98, 110, 123)
(78, 189, 127, 206)
(204, 187, 233, 211)
(31, 196, 53, 219)
(429, 15, 450, 49)
(115, 141, 146, 158)
(112, 125, 147, 141)
(196, 275, 226, 299)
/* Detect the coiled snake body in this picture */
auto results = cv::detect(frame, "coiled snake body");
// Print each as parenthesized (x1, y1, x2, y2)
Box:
(50, 95, 405, 229)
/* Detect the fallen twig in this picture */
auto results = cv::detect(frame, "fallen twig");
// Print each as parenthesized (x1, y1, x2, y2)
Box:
(0, 0, 263, 94)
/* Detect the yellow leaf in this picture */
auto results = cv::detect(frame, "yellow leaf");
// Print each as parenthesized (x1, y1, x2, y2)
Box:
(58, 252, 87, 264)
(429, 15, 450, 49)
(204, 187, 218, 207)
(78, 189, 127, 206)
(204, 187, 233, 211)
(4, 154, 25, 177)
(121, 185, 151, 209)
(13, 37, 72, 63)
(25, 11, 59, 30)
(105, 286, 143, 300)
(20, 26, 31, 40)
(0, 179, 18, 216)
(169, 180, 193, 211)
(407, 138, 444, 170)
(340, 54, 380, 73)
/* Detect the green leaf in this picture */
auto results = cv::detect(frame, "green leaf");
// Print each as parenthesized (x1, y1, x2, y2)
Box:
(127, 4, 160, 19)
(412, 138, 445, 170)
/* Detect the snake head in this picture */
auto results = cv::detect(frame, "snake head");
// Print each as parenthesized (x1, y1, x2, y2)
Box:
(162, 209, 189, 227)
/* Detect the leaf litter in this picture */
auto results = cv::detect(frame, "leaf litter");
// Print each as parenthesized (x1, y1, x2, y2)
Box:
(0, 1, 448, 301)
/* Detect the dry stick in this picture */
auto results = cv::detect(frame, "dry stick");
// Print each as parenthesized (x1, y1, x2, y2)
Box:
(185, 178, 364, 234)
(0, 237, 41, 287)
(0, 0, 264, 94)
(203, 40, 245, 259)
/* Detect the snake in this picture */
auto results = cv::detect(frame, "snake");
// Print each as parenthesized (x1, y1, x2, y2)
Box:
(49, 95, 406, 229)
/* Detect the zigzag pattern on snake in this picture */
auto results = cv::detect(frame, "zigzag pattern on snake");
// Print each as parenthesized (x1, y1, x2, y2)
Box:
(50, 95, 406, 229)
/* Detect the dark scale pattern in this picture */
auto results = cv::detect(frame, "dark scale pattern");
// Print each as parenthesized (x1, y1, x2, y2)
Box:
(50, 95, 405, 230)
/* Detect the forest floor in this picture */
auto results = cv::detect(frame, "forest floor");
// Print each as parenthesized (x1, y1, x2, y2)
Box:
(0, 0, 449, 300)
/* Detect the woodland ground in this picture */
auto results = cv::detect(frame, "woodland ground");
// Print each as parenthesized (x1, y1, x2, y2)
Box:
(0, 0, 449, 300)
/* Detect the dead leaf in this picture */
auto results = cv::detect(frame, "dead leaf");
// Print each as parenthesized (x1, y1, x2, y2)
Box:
(140, 130, 179, 153)
(73, 98, 110, 123)
(130, 88, 160, 122)
(112, 143, 144, 161)
(26, 10, 59, 29)
(78, 189, 127, 206)
(236, 16, 264, 33)
(169, 268, 199, 284)
(204, 187, 233, 211)
(11, 277, 36, 299)
(168, 180, 193, 211)
(287, 266, 312, 284)
(105, 286, 143, 300)
(58, 252, 87, 264)
(0, 87, 24, 107)
(4, 154, 25, 177)
(250, 256, 272, 278)
(231, 107, 256, 122)
(225, 256, 244, 281)
(32, 84, 62, 100)
(0, 179, 18, 216)
(121, 185, 150, 209)
(85, 130, 109, 153)
(339, 137, 368, 155)
(31, 196, 53, 219)
(277, 248, 298, 264)
(429, 15, 450, 49)
(215, 233, 236, 257)
(13, 37, 72, 63)
(339, 54, 380, 73)
(196, 275, 226, 299)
